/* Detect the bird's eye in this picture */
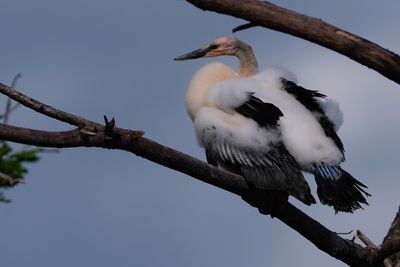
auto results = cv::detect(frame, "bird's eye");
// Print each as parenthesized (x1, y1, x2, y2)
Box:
(208, 44, 219, 50)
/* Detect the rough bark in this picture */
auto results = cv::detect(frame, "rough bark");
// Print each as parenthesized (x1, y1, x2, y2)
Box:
(382, 207, 400, 266)
(186, 0, 400, 85)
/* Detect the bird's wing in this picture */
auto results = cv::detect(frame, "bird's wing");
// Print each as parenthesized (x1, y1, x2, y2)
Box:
(195, 95, 315, 205)
(235, 94, 283, 127)
(281, 79, 345, 154)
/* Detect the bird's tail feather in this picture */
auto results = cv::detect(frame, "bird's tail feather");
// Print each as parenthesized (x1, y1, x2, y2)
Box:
(242, 165, 316, 206)
(313, 164, 370, 213)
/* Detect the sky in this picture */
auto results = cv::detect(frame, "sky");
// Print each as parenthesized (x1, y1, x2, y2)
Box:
(0, 1, 399, 266)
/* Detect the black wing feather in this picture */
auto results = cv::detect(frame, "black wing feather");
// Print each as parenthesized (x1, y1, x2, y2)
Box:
(205, 143, 315, 205)
(235, 94, 283, 127)
(282, 79, 344, 153)
(282, 80, 326, 113)
(204, 95, 315, 205)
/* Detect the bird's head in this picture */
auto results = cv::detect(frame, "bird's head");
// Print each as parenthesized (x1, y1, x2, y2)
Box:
(175, 36, 257, 77)
(174, 36, 248, 61)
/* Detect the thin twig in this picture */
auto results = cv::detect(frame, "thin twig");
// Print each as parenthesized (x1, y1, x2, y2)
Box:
(232, 22, 258, 33)
(335, 230, 353, 235)
(2, 73, 22, 124)
(357, 230, 377, 248)
(356, 230, 400, 266)
(0, 172, 23, 186)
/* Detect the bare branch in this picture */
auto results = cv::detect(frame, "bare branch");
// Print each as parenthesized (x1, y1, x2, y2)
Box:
(374, 238, 400, 265)
(0, 122, 373, 265)
(0, 172, 23, 186)
(232, 22, 257, 33)
(336, 230, 354, 236)
(356, 230, 395, 267)
(357, 230, 377, 248)
(382, 207, 400, 266)
(10, 74, 22, 90)
(2, 73, 22, 124)
(186, 0, 400, 85)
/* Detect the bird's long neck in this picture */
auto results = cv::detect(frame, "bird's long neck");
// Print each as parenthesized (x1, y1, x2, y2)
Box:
(236, 45, 258, 77)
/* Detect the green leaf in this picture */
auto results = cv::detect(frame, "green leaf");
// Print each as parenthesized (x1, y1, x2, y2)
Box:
(0, 142, 12, 158)
(0, 142, 43, 203)
(11, 148, 43, 163)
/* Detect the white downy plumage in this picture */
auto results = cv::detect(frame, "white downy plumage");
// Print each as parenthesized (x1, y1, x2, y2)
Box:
(188, 64, 344, 172)
(252, 68, 344, 171)
(185, 62, 316, 205)
(175, 36, 369, 212)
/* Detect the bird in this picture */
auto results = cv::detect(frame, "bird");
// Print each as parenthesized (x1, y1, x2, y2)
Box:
(174, 36, 370, 213)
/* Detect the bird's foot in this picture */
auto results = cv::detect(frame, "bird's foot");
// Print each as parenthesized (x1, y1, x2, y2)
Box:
(241, 189, 288, 216)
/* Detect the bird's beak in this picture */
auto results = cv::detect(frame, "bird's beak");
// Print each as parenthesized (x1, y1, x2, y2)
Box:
(174, 47, 212, 61)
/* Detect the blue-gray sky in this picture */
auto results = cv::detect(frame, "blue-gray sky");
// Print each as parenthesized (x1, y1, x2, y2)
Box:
(1, 1, 399, 266)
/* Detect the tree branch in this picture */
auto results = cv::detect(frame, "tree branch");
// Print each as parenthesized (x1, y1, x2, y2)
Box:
(2, 73, 22, 124)
(0, 171, 23, 186)
(1, 76, 400, 266)
(186, 0, 400, 85)
(0, 123, 371, 267)
(357, 230, 395, 267)
(374, 238, 400, 265)
(382, 207, 400, 266)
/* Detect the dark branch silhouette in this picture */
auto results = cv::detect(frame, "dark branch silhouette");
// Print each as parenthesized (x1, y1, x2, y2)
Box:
(186, 0, 400, 85)
(1, 73, 22, 124)
(381, 208, 400, 266)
